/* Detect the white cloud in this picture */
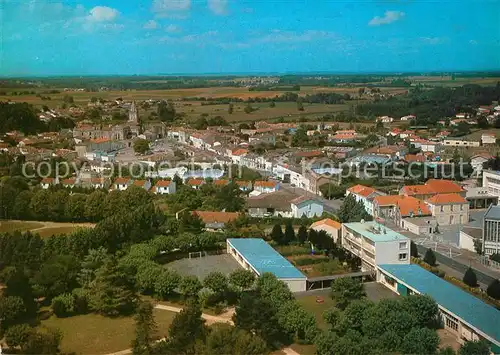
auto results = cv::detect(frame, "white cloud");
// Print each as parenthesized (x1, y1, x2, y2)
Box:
(208, 0, 228, 15)
(87, 6, 119, 22)
(259, 30, 337, 43)
(152, 0, 191, 17)
(165, 24, 181, 33)
(144, 20, 159, 29)
(368, 11, 405, 26)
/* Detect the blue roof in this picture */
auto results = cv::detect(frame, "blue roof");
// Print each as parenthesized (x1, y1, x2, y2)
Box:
(227, 238, 306, 279)
(344, 221, 409, 243)
(379, 264, 500, 345)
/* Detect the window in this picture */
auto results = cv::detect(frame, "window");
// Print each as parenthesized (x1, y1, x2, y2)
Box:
(398, 253, 408, 261)
(440, 206, 444, 212)
(399, 242, 408, 250)
(451, 205, 454, 212)
(460, 204, 464, 211)
(445, 316, 459, 332)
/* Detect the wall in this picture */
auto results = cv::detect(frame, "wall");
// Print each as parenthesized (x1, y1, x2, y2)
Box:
(375, 240, 410, 265)
(459, 231, 476, 252)
(429, 203, 469, 226)
(483, 171, 500, 198)
(293, 202, 323, 218)
(283, 279, 307, 293)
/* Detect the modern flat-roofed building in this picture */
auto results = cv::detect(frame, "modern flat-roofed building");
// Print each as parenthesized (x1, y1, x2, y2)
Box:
(483, 204, 500, 256)
(342, 221, 410, 272)
(226, 238, 307, 292)
(483, 170, 500, 198)
(377, 264, 500, 352)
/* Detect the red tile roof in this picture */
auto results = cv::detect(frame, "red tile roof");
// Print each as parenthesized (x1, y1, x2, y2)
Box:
(310, 218, 342, 230)
(426, 193, 467, 205)
(374, 195, 431, 217)
(347, 184, 377, 198)
(214, 179, 230, 186)
(114, 177, 131, 185)
(187, 178, 205, 186)
(254, 180, 278, 188)
(155, 180, 171, 187)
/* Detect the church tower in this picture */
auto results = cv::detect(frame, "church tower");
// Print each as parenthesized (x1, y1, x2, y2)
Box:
(128, 101, 138, 123)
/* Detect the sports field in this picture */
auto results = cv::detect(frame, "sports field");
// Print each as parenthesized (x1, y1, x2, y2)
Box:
(166, 253, 242, 280)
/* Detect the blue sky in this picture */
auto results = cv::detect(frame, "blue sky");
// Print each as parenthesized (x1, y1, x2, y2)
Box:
(2, 0, 500, 76)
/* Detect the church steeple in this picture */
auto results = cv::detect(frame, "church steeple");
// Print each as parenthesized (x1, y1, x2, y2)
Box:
(128, 101, 138, 123)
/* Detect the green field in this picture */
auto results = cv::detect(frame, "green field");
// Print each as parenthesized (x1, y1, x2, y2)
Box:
(296, 295, 336, 330)
(41, 309, 176, 354)
(0, 220, 95, 238)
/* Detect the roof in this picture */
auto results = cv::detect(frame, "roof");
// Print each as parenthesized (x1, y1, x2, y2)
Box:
(402, 179, 464, 196)
(227, 238, 306, 279)
(155, 180, 172, 187)
(114, 177, 131, 185)
(254, 180, 278, 188)
(235, 180, 251, 187)
(133, 180, 147, 187)
(404, 154, 425, 163)
(193, 211, 240, 224)
(187, 178, 205, 186)
(347, 184, 377, 198)
(343, 221, 410, 242)
(91, 137, 111, 144)
(295, 151, 323, 158)
(61, 178, 76, 185)
(374, 195, 431, 217)
(214, 179, 230, 186)
(379, 264, 500, 345)
(41, 177, 55, 184)
(310, 218, 342, 230)
(484, 204, 500, 221)
(290, 195, 321, 206)
(426, 193, 467, 205)
(231, 148, 248, 156)
(247, 190, 296, 211)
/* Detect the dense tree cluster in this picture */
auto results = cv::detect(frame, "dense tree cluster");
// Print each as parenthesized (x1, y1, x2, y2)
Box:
(338, 194, 372, 223)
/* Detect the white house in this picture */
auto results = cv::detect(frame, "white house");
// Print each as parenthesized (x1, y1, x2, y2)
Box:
(290, 196, 323, 218)
(40, 177, 57, 189)
(253, 180, 280, 193)
(443, 139, 480, 147)
(345, 184, 386, 216)
(481, 133, 497, 145)
(153, 180, 176, 194)
(420, 141, 440, 153)
(470, 154, 492, 174)
(133, 179, 152, 191)
(425, 193, 469, 226)
(112, 177, 132, 191)
(377, 116, 394, 123)
(482, 170, 500, 198)
(400, 115, 416, 121)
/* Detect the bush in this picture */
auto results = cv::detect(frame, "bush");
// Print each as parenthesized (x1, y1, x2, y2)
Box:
(462, 267, 478, 288)
(275, 245, 311, 257)
(487, 279, 500, 300)
(313, 260, 347, 275)
(5, 324, 33, 348)
(293, 256, 330, 266)
(72, 288, 89, 314)
(51, 293, 75, 317)
(424, 248, 436, 266)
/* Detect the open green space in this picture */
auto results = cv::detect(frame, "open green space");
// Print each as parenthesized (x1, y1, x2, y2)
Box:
(296, 295, 336, 330)
(40, 309, 176, 355)
(0, 220, 44, 233)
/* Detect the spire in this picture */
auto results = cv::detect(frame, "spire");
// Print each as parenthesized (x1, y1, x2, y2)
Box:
(128, 101, 138, 123)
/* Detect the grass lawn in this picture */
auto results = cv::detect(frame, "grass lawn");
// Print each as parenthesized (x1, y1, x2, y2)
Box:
(41, 310, 176, 354)
(0, 220, 44, 233)
(35, 226, 86, 238)
(296, 295, 335, 330)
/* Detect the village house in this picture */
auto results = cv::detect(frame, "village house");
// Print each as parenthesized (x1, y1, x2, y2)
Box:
(400, 179, 465, 200)
(192, 211, 240, 231)
(290, 196, 324, 218)
(228, 148, 249, 164)
(213, 179, 230, 187)
(309, 218, 342, 243)
(481, 133, 497, 145)
(400, 115, 416, 121)
(425, 193, 469, 225)
(246, 190, 297, 218)
(443, 138, 480, 147)
(377, 116, 394, 123)
(133, 180, 152, 191)
(373, 195, 432, 228)
(152, 180, 176, 195)
(186, 178, 205, 190)
(470, 153, 493, 174)
(61, 178, 77, 188)
(40, 177, 57, 189)
(346, 184, 386, 216)
(112, 177, 132, 191)
(235, 180, 253, 192)
(253, 180, 280, 193)
(90, 177, 109, 189)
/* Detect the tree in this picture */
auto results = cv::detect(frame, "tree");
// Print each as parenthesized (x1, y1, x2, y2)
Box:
(283, 222, 295, 245)
(400, 328, 440, 355)
(233, 292, 287, 347)
(132, 301, 157, 355)
(157, 100, 176, 122)
(410, 241, 419, 258)
(88, 258, 137, 316)
(203, 272, 228, 294)
(134, 139, 150, 155)
(244, 103, 254, 114)
(296, 99, 304, 111)
(201, 323, 268, 355)
(65, 193, 87, 221)
(164, 299, 206, 354)
(330, 277, 366, 310)
(229, 269, 255, 290)
(459, 340, 491, 355)
(228, 103, 234, 114)
(5, 323, 32, 348)
(154, 269, 181, 299)
(85, 190, 107, 221)
(269, 101, 276, 108)
(487, 278, 500, 300)
(297, 225, 308, 244)
(135, 262, 164, 293)
(424, 248, 437, 266)
(22, 326, 63, 355)
(463, 267, 478, 287)
(0, 295, 26, 330)
(401, 294, 439, 328)
(270, 224, 284, 245)
(477, 116, 490, 129)
(338, 195, 370, 223)
(179, 275, 203, 298)
(490, 253, 500, 263)
(32, 254, 80, 299)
